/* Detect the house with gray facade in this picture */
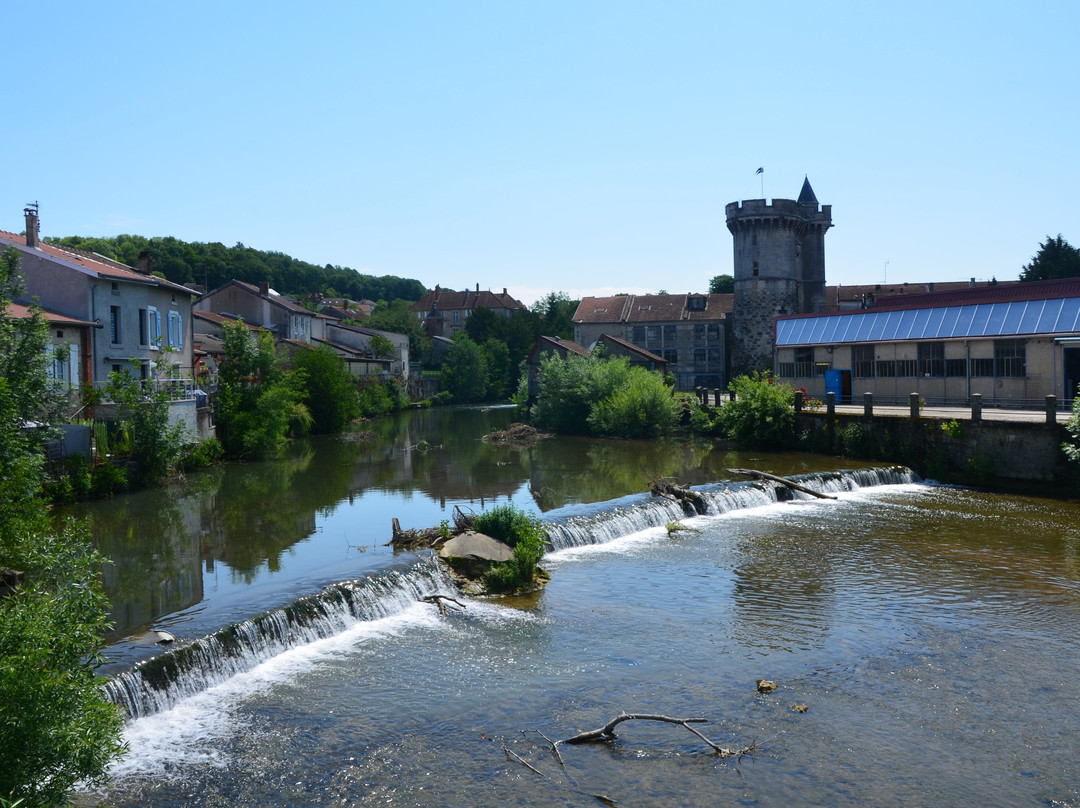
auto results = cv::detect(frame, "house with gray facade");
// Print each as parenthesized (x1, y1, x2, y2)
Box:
(1, 207, 197, 393)
(573, 293, 731, 391)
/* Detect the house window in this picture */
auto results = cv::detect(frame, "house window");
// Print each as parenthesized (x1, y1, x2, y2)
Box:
(794, 347, 813, 377)
(706, 323, 720, 341)
(144, 307, 162, 348)
(452, 311, 460, 324)
(110, 306, 121, 344)
(970, 358, 994, 377)
(646, 326, 661, 344)
(168, 311, 183, 349)
(776, 362, 795, 378)
(693, 348, 707, 369)
(663, 325, 677, 342)
(853, 345, 875, 377)
(707, 348, 721, 367)
(917, 342, 945, 377)
(632, 326, 645, 343)
(814, 362, 831, 377)
(896, 359, 917, 377)
(995, 340, 1026, 377)
(693, 324, 705, 345)
(663, 349, 678, 364)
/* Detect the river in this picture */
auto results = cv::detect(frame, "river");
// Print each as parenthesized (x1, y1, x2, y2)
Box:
(72, 406, 1080, 807)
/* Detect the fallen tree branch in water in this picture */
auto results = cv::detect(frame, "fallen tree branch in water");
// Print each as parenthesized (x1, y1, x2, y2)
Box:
(421, 593, 467, 615)
(559, 713, 753, 758)
(726, 468, 836, 500)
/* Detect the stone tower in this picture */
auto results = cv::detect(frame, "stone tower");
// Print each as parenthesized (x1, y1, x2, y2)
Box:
(725, 177, 832, 375)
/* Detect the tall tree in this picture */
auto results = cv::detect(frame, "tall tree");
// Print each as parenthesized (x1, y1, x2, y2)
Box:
(708, 274, 735, 294)
(530, 291, 579, 340)
(1020, 235, 1080, 282)
(439, 334, 489, 403)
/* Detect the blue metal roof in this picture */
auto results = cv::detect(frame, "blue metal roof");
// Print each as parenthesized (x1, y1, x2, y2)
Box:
(776, 297, 1080, 346)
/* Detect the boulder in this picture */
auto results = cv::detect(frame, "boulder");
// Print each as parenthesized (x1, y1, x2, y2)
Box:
(438, 531, 514, 562)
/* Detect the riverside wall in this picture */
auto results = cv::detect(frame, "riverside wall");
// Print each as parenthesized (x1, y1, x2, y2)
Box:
(795, 411, 1076, 490)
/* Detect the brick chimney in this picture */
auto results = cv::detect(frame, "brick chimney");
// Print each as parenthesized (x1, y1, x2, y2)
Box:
(259, 280, 270, 296)
(23, 204, 39, 248)
(138, 250, 153, 274)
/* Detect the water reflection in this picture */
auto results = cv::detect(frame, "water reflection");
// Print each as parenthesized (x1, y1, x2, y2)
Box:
(65, 407, 887, 656)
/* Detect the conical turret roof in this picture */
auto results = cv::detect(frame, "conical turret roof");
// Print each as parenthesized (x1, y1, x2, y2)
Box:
(797, 176, 818, 205)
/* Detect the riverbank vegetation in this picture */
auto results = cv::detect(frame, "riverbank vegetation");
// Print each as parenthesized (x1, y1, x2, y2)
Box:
(526, 353, 683, 438)
(1, 246, 126, 805)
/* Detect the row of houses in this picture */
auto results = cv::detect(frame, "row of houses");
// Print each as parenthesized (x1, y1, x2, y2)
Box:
(1, 208, 412, 437)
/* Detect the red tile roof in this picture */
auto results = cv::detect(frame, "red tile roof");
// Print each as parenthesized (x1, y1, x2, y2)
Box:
(0, 230, 196, 296)
(573, 293, 731, 324)
(3, 301, 99, 327)
(869, 277, 1080, 311)
(408, 287, 526, 313)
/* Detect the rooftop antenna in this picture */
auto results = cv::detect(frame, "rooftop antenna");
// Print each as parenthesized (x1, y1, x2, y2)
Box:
(884, 260, 889, 284)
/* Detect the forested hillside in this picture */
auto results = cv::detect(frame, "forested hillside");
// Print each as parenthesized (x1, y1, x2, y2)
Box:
(49, 234, 427, 304)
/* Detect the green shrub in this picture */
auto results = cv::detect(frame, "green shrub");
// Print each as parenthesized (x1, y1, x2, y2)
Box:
(839, 422, 874, 459)
(180, 437, 223, 471)
(473, 504, 548, 593)
(91, 458, 129, 497)
(587, 369, 681, 438)
(717, 372, 796, 449)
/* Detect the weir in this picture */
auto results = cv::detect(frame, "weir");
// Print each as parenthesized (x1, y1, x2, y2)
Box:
(104, 466, 916, 720)
(545, 466, 916, 550)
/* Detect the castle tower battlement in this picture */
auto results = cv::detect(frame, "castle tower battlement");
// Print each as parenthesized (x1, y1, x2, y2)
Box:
(725, 178, 832, 375)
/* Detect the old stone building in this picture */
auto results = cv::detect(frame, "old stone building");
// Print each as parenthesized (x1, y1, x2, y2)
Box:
(726, 177, 832, 375)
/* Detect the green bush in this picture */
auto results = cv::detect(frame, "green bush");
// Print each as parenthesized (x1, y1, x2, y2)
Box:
(587, 368, 681, 438)
(531, 354, 679, 438)
(473, 504, 548, 594)
(717, 372, 796, 449)
(180, 437, 224, 471)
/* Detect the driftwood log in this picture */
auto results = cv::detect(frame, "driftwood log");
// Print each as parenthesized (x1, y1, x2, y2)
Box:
(387, 505, 477, 550)
(421, 593, 467, 615)
(651, 479, 708, 515)
(557, 712, 752, 758)
(726, 468, 836, 500)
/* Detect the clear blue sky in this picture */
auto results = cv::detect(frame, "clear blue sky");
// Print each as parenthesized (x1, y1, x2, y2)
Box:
(4, 1, 1078, 305)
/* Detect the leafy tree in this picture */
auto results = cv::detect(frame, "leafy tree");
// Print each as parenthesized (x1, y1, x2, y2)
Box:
(292, 345, 360, 434)
(440, 334, 489, 403)
(364, 299, 431, 360)
(215, 320, 311, 457)
(709, 274, 735, 294)
(463, 306, 508, 344)
(480, 338, 511, 400)
(1, 246, 125, 805)
(587, 366, 681, 438)
(529, 291, 579, 340)
(717, 371, 796, 449)
(1019, 235, 1080, 282)
(368, 333, 395, 359)
(105, 362, 187, 487)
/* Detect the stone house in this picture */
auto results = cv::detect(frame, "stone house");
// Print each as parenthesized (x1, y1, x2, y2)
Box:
(572, 293, 731, 391)
(1, 207, 197, 393)
(409, 284, 526, 337)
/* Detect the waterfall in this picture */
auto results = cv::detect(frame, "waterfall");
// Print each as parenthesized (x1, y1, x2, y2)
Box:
(104, 465, 916, 720)
(545, 465, 917, 550)
(104, 559, 457, 720)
